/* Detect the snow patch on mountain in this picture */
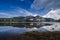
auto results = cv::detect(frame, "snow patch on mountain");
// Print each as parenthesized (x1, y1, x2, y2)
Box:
(43, 9, 60, 20)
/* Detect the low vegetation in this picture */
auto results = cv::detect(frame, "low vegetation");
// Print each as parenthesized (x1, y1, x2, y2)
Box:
(0, 31, 60, 40)
(55, 19, 60, 22)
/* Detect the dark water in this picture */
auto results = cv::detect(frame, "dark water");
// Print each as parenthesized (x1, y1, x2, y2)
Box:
(0, 26, 48, 37)
(0, 22, 52, 27)
(0, 22, 53, 37)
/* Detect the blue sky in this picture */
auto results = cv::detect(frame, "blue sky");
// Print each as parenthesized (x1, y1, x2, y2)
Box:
(0, 0, 60, 18)
(0, 0, 34, 10)
(0, 0, 35, 18)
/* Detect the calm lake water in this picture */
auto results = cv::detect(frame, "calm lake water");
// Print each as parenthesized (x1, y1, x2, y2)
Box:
(0, 22, 60, 37)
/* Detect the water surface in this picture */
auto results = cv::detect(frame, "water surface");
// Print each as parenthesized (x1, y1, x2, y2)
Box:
(0, 22, 60, 37)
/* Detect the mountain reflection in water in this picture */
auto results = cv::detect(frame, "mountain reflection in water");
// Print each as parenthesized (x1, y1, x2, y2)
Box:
(0, 22, 60, 37)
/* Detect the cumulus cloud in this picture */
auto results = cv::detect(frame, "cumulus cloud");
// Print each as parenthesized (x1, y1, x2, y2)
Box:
(43, 9, 60, 20)
(31, 0, 60, 19)
(31, 0, 60, 14)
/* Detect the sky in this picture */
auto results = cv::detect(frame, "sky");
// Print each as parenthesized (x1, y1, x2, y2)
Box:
(0, 0, 60, 18)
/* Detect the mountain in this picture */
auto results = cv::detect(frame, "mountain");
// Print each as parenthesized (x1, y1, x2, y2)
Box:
(43, 9, 60, 20)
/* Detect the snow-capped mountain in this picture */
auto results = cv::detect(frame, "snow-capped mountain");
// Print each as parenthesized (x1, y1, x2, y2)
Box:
(43, 9, 60, 20)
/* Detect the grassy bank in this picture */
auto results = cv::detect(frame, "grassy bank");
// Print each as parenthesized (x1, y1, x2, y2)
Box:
(0, 31, 60, 40)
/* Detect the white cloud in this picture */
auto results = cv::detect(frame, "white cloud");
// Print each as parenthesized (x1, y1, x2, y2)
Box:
(0, 12, 12, 18)
(31, 0, 60, 19)
(0, 8, 38, 18)
(43, 9, 60, 20)
(31, 0, 47, 10)
(13, 8, 38, 16)
(0, 12, 21, 18)
(31, 0, 60, 13)
(17, 8, 34, 16)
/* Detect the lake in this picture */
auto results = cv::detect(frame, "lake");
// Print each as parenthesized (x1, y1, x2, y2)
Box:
(0, 22, 60, 37)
